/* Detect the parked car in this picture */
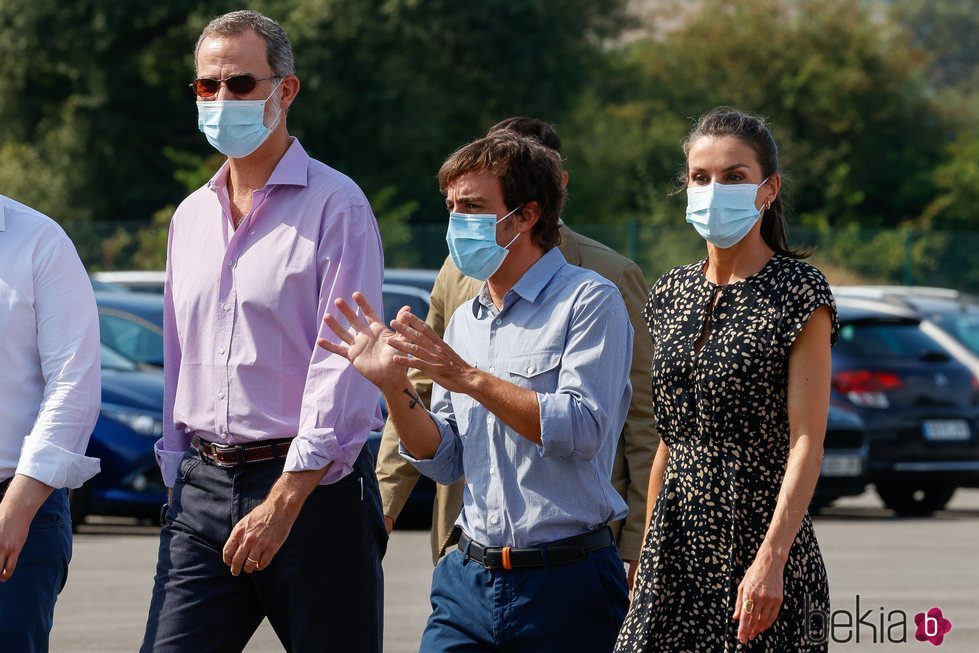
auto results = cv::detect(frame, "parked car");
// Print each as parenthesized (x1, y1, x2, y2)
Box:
(91, 270, 166, 294)
(829, 296, 979, 515)
(365, 270, 441, 526)
(834, 285, 979, 359)
(811, 403, 868, 511)
(71, 344, 166, 528)
(95, 291, 164, 368)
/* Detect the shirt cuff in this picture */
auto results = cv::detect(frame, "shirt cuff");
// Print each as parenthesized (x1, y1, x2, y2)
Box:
(537, 392, 574, 458)
(16, 439, 100, 489)
(282, 429, 354, 485)
(154, 439, 189, 489)
(398, 413, 460, 485)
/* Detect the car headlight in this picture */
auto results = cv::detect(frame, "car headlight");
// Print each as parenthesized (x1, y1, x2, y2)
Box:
(101, 404, 164, 437)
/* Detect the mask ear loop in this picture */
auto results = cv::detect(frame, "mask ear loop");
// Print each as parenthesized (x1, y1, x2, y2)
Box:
(497, 204, 524, 249)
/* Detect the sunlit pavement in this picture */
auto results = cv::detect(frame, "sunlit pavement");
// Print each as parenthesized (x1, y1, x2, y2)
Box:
(51, 489, 979, 652)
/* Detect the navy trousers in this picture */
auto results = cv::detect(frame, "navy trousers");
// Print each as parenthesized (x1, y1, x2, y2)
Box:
(420, 544, 628, 652)
(0, 488, 72, 653)
(140, 445, 386, 653)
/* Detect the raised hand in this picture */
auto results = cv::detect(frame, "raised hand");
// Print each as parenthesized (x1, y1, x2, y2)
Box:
(387, 307, 475, 394)
(317, 292, 404, 389)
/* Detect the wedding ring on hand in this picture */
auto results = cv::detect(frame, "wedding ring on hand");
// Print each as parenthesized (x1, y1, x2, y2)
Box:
(246, 557, 260, 565)
(742, 599, 754, 614)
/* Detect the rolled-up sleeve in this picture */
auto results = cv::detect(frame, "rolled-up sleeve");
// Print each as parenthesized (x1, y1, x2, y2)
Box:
(538, 283, 633, 461)
(16, 235, 101, 489)
(398, 383, 465, 485)
(286, 202, 385, 483)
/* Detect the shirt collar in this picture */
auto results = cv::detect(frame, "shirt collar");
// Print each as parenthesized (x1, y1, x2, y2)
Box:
(472, 246, 568, 316)
(206, 137, 310, 192)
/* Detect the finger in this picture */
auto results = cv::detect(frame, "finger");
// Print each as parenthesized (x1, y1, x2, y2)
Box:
(322, 313, 355, 345)
(394, 354, 438, 376)
(334, 297, 368, 332)
(738, 596, 753, 643)
(0, 552, 18, 582)
(243, 553, 262, 574)
(352, 292, 385, 326)
(389, 319, 433, 353)
(316, 337, 349, 356)
(398, 311, 445, 347)
(222, 528, 241, 567)
(733, 584, 743, 621)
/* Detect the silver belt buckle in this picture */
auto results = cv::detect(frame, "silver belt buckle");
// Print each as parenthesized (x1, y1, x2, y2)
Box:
(208, 440, 243, 468)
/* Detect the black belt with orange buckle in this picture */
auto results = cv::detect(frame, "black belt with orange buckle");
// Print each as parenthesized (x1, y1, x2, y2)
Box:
(191, 434, 292, 469)
(458, 526, 614, 570)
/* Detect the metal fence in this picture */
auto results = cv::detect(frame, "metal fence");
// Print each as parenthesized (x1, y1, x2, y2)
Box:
(66, 219, 979, 295)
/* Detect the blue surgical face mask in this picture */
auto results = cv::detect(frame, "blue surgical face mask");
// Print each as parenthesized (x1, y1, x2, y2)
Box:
(445, 206, 522, 281)
(685, 177, 770, 249)
(196, 79, 283, 158)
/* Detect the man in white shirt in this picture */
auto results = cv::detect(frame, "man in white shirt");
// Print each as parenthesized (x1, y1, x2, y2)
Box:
(0, 194, 101, 652)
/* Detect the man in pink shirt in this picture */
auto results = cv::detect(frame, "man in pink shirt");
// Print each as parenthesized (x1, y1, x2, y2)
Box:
(141, 10, 386, 652)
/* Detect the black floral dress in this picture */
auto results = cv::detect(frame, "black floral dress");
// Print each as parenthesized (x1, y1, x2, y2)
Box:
(615, 255, 839, 653)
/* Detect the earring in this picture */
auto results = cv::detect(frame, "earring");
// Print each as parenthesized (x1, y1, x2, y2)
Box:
(765, 201, 772, 210)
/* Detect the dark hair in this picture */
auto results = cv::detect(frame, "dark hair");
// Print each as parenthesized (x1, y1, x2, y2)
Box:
(487, 117, 563, 155)
(438, 133, 565, 251)
(682, 106, 809, 259)
(196, 10, 294, 78)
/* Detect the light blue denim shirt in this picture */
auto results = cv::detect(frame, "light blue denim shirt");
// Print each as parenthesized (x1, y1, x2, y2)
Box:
(402, 247, 633, 548)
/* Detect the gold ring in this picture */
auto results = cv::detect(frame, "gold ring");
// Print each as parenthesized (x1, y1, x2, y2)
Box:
(246, 557, 260, 565)
(743, 599, 754, 614)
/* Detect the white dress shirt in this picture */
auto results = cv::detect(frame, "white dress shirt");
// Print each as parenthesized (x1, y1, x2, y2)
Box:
(0, 195, 100, 488)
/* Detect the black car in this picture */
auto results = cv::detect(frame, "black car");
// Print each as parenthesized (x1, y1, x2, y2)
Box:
(830, 296, 979, 515)
(811, 403, 868, 510)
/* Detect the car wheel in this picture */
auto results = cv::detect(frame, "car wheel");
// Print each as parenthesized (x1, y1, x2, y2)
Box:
(875, 481, 956, 517)
(809, 494, 840, 514)
(68, 484, 90, 532)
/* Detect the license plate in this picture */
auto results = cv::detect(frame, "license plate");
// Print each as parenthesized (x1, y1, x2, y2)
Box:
(821, 454, 863, 477)
(922, 420, 972, 442)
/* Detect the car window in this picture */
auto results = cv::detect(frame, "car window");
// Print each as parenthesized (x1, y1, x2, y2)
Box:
(931, 314, 979, 356)
(836, 321, 946, 359)
(99, 312, 164, 365)
(382, 291, 429, 323)
(101, 344, 137, 371)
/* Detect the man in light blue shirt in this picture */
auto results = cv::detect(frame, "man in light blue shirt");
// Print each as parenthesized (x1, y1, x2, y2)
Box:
(319, 132, 632, 652)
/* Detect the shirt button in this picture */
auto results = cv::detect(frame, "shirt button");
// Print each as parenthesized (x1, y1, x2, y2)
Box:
(223, 303, 231, 311)
(220, 432, 229, 439)
(489, 466, 495, 475)
(218, 347, 226, 355)
(490, 515, 499, 525)
(489, 366, 495, 373)
(527, 366, 535, 374)
(217, 390, 225, 399)
(495, 318, 502, 325)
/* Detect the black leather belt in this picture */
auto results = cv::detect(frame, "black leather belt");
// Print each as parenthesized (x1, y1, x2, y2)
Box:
(458, 526, 614, 570)
(192, 435, 292, 468)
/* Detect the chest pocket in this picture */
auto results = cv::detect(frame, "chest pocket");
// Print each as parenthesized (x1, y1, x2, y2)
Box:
(505, 350, 563, 392)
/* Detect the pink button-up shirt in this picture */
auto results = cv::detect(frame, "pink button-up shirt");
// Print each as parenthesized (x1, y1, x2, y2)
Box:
(155, 139, 384, 487)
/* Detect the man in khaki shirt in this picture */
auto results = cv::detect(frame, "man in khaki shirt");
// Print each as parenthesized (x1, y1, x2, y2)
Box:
(375, 117, 657, 585)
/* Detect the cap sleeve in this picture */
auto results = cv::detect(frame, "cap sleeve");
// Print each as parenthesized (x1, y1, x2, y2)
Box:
(779, 262, 840, 350)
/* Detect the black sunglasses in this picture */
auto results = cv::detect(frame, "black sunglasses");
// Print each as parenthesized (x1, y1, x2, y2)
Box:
(190, 74, 279, 98)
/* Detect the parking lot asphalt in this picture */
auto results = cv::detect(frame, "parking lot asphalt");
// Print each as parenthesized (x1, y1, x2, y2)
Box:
(51, 488, 979, 652)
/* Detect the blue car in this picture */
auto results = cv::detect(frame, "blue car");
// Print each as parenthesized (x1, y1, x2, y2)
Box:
(71, 345, 166, 527)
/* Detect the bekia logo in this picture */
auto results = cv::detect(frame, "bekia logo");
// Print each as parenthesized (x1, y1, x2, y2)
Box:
(914, 607, 952, 647)
(806, 596, 952, 646)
